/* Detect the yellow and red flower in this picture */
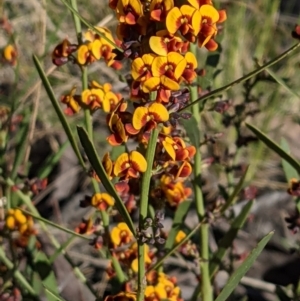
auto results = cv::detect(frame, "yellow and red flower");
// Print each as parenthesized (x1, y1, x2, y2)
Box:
(6, 209, 35, 235)
(91, 192, 115, 210)
(131, 53, 156, 82)
(116, 0, 143, 25)
(143, 52, 186, 92)
(160, 175, 192, 206)
(110, 222, 134, 246)
(149, 30, 186, 56)
(3, 44, 17, 66)
(150, 0, 174, 22)
(52, 39, 77, 66)
(132, 102, 169, 131)
(81, 88, 110, 112)
(75, 218, 95, 235)
(114, 150, 147, 179)
(162, 136, 196, 161)
(181, 52, 198, 83)
(61, 86, 81, 115)
(166, 5, 201, 39)
(107, 100, 133, 145)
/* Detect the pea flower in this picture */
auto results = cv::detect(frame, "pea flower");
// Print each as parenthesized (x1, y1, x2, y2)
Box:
(143, 52, 187, 92)
(150, 0, 174, 22)
(116, 0, 143, 25)
(114, 150, 147, 179)
(110, 222, 133, 246)
(132, 102, 169, 131)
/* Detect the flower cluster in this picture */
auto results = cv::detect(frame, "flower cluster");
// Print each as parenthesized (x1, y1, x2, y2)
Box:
(105, 271, 183, 301)
(51, 0, 226, 296)
(5, 208, 36, 247)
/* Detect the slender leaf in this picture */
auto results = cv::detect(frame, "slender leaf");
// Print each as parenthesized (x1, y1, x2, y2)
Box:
(11, 118, 29, 180)
(221, 166, 249, 214)
(43, 286, 67, 301)
(20, 209, 90, 241)
(246, 123, 300, 174)
(32, 55, 86, 170)
(165, 201, 192, 250)
(77, 126, 135, 235)
(280, 138, 298, 181)
(215, 231, 274, 301)
(210, 200, 254, 278)
(34, 251, 60, 301)
(280, 139, 300, 212)
(265, 67, 300, 99)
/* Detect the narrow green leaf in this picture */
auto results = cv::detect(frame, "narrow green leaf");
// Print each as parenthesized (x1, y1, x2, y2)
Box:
(215, 231, 274, 301)
(11, 118, 29, 180)
(147, 221, 203, 272)
(210, 200, 254, 278)
(20, 209, 90, 241)
(32, 55, 86, 170)
(43, 285, 67, 301)
(246, 123, 300, 174)
(38, 140, 69, 178)
(34, 252, 60, 301)
(181, 116, 200, 148)
(165, 201, 192, 250)
(280, 138, 298, 181)
(77, 126, 135, 235)
(221, 166, 249, 214)
(280, 139, 300, 212)
(265, 67, 300, 99)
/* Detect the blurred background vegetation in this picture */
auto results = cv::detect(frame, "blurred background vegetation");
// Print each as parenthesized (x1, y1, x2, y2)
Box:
(1, 0, 300, 300)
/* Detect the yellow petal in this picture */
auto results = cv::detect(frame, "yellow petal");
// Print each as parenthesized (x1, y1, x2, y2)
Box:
(187, 0, 199, 9)
(131, 57, 145, 80)
(77, 45, 89, 65)
(132, 106, 149, 130)
(148, 102, 169, 122)
(185, 51, 198, 68)
(101, 193, 115, 206)
(149, 36, 168, 56)
(91, 39, 102, 60)
(129, 150, 147, 172)
(111, 226, 121, 245)
(166, 7, 182, 34)
(162, 139, 176, 160)
(142, 77, 161, 93)
(200, 4, 219, 23)
(191, 8, 201, 35)
(160, 75, 180, 91)
(114, 153, 130, 176)
(118, 222, 131, 231)
(152, 56, 168, 77)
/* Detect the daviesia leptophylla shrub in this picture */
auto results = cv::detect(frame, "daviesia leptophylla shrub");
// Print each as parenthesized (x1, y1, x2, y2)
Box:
(51, 0, 226, 299)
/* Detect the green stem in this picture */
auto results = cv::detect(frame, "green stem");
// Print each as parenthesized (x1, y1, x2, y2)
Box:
(0, 247, 38, 298)
(137, 128, 159, 301)
(189, 43, 212, 301)
(181, 42, 300, 112)
(70, 0, 82, 43)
